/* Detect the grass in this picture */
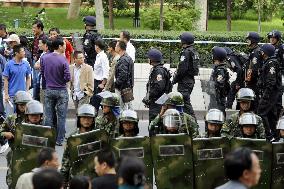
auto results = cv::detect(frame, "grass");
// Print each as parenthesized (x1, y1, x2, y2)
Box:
(0, 6, 283, 32)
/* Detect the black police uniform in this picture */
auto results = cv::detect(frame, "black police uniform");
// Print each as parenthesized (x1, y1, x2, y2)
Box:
(172, 45, 199, 119)
(257, 56, 282, 139)
(147, 64, 171, 122)
(209, 63, 230, 113)
(83, 29, 101, 68)
(274, 43, 284, 117)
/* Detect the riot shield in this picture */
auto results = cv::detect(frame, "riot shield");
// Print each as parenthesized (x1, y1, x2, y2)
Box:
(67, 129, 109, 179)
(11, 123, 56, 189)
(151, 134, 193, 189)
(200, 71, 217, 111)
(193, 137, 230, 189)
(111, 136, 153, 188)
(71, 32, 83, 51)
(271, 142, 284, 189)
(231, 138, 272, 189)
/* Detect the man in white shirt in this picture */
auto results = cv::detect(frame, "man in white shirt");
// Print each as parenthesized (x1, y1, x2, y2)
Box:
(91, 39, 110, 112)
(120, 31, 135, 62)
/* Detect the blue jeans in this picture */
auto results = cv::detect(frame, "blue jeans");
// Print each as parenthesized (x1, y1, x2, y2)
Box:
(44, 88, 69, 144)
(32, 69, 40, 101)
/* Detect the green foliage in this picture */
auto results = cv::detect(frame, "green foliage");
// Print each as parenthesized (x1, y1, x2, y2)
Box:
(141, 7, 200, 31)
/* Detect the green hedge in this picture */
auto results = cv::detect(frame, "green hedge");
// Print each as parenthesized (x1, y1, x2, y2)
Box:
(13, 29, 270, 67)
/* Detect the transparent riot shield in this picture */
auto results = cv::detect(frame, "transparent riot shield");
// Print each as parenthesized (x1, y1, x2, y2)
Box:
(151, 134, 193, 189)
(71, 32, 83, 51)
(111, 136, 153, 187)
(67, 129, 109, 179)
(11, 123, 56, 189)
(200, 70, 217, 111)
(271, 142, 284, 189)
(231, 138, 272, 189)
(193, 137, 231, 189)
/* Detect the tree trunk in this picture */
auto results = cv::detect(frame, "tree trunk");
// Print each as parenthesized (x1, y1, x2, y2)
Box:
(159, 0, 164, 31)
(195, 0, 208, 31)
(95, 0, 105, 30)
(108, 0, 114, 30)
(67, 0, 81, 19)
(226, 0, 231, 31)
(21, 0, 24, 13)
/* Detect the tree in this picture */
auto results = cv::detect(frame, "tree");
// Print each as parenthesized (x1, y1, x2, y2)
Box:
(160, 0, 164, 31)
(226, 0, 231, 31)
(67, 0, 82, 19)
(108, 0, 114, 30)
(95, 0, 105, 30)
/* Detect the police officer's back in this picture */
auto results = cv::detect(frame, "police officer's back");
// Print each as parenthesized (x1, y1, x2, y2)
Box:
(172, 32, 199, 119)
(82, 16, 101, 68)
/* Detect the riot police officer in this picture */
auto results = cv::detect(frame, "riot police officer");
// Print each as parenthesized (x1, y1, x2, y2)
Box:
(61, 104, 96, 185)
(257, 44, 281, 141)
(238, 112, 265, 139)
(199, 109, 224, 138)
(119, 109, 139, 137)
(276, 116, 284, 142)
(25, 100, 44, 125)
(82, 16, 101, 68)
(221, 88, 265, 139)
(159, 109, 182, 134)
(149, 91, 199, 137)
(209, 46, 230, 113)
(95, 92, 120, 137)
(267, 30, 284, 118)
(172, 32, 199, 119)
(143, 48, 172, 122)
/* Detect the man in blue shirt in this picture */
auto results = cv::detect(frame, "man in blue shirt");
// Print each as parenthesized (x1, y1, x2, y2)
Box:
(3, 44, 31, 116)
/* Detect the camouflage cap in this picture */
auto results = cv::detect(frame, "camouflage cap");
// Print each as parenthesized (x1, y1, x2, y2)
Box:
(77, 104, 96, 117)
(14, 91, 32, 104)
(239, 112, 257, 125)
(119, 109, 139, 123)
(276, 116, 284, 130)
(162, 109, 182, 128)
(205, 109, 224, 124)
(25, 100, 43, 115)
(165, 92, 184, 106)
(236, 88, 255, 101)
(100, 93, 120, 107)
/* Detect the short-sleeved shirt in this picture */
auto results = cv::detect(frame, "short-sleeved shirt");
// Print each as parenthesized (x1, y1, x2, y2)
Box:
(3, 59, 31, 97)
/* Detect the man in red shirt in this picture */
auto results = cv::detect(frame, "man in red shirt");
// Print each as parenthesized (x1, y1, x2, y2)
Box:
(49, 28, 74, 64)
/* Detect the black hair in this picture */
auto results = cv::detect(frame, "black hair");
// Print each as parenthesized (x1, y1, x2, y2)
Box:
(108, 40, 117, 50)
(0, 24, 6, 31)
(52, 36, 64, 50)
(95, 39, 106, 50)
(118, 156, 146, 187)
(33, 20, 44, 30)
(74, 50, 84, 59)
(121, 31, 131, 41)
(69, 176, 90, 189)
(19, 35, 29, 47)
(13, 44, 24, 55)
(49, 27, 60, 34)
(119, 121, 139, 136)
(8, 31, 16, 35)
(96, 148, 116, 168)
(32, 168, 63, 189)
(117, 40, 127, 51)
(37, 147, 56, 167)
(224, 147, 254, 180)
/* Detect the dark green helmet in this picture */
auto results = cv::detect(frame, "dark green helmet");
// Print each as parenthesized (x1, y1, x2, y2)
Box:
(100, 92, 120, 107)
(119, 109, 139, 123)
(205, 109, 224, 124)
(25, 100, 43, 115)
(77, 104, 96, 117)
(165, 92, 184, 106)
(239, 112, 257, 125)
(14, 91, 32, 104)
(236, 88, 255, 101)
(162, 109, 182, 129)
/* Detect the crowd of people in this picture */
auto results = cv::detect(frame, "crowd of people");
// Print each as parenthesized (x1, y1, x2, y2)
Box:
(0, 14, 283, 189)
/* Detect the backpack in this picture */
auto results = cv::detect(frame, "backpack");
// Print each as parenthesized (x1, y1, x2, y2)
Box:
(185, 48, 199, 76)
(161, 66, 173, 94)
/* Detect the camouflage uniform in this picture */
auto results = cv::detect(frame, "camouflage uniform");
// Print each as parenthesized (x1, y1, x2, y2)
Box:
(221, 112, 265, 139)
(95, 115, 119, 137)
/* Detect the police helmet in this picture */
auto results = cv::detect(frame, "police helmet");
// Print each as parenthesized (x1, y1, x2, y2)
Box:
(246, 32, 260, 44)
(119, 109, 139, 123)
(260, 44, 275, 57)
(180, 32, 194, 45)
(267, 30, 281, 41)
(162, 109, 182, 129)
(236, 88, 255, 101)
(147, 48, 163, 62)
(77, 104, 96, 117)
(212, 46, 227, 61)
(239, 113, 258, 126)
(14, 91, 32, 104)
(165, 92, 184, 106)
(205, 109, 224, 124)
(100, 93, 120, 107)
(83, 16, 96, 26)
(25, 100, 43, 115)
(276, 116, 284, 130)
(223, 47, 233, 55)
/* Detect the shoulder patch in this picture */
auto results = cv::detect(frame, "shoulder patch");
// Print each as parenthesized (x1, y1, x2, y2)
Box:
(269, 67, 275, 74)
(180, 55, 185, 62)
(252, 57, 258, 64)
(157, 74, 163, 81)
(217, 75, 223, 82)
